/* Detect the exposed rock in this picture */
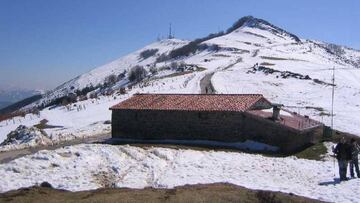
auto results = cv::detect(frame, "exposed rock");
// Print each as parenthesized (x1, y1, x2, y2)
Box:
(0, 125, 52, 147)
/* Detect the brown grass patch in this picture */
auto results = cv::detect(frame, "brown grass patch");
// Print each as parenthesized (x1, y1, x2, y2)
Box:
(260, 62, 275, 66)
(260, 56, 307, 62)
(0, 183, 323, 203)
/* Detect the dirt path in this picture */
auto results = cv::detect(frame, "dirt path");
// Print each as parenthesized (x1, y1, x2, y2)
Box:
(200, 73, 216, 94)
(0, 133, 110, 164)
(199, 57, 245, 94)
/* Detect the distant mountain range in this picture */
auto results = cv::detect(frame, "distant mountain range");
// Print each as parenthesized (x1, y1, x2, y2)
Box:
(0, 101, 12, 109)
(0, 89, 41, 110)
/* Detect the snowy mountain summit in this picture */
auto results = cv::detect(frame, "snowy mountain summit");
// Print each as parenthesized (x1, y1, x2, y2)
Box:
(227, 16, 301, 42)
(1, 16, 360, 144)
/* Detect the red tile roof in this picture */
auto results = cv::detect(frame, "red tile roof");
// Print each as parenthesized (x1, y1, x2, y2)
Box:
(110, 94, 271, 112)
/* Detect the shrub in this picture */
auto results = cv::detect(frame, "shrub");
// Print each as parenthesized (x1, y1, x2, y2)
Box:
(155, 53, 169, 63)
(139, 49, 159, 59)
(104, 74, 118, 86)
(89, 92, 98, 99)
(117, 71, 126, 81)
(207, 44, 220, 52)
(128, 65, 147, 82)
(149, 66, 158, 75)
(158, 66, 171, 72)
(61, 97, 70, 106)
(169, 61, 186, 72)
(78, 95, 88, 101)
(40, 182, 53, 188)
(170, 62, 179, 70)
(160, 31, 224, 61)
(119, 87, 126, 94)
(325, 43, 345, 55)
(52, 93, 77, 106)
(75, 85, 97, 97)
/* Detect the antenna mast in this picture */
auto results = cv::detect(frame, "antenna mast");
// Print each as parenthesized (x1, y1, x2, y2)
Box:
(168, 23, 173, 39)
(331, 66, 335, 134)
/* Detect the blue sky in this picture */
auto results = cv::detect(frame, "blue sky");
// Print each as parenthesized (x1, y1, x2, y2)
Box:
(0, 0, 359, 90)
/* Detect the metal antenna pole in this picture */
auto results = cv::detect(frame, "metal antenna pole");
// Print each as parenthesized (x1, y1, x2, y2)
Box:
(169, 23, 172, 39)
(329, 66, 336, 178)
(331, 66, 335, 135)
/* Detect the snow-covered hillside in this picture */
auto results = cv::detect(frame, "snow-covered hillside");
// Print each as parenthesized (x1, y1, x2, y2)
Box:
(31, 39, 189, 106)
(1, 15, 360, 145)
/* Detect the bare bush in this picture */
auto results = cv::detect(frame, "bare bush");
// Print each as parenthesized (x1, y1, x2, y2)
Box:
(139, 49, 158, 59)
(128, 65, 147, 82)
(170, 61, 186, 72)
(105, 74, 118, 86)
(117, 71, 126, 81)
(149, 66, 158, 75)
(119, 87, 126, 94)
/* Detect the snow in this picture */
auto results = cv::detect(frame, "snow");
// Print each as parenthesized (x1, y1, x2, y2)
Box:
(0, 95, 122, 149)
(0, 144, 358, 203)
(111, 139, 279, 152)
(0, 125, 53, 151)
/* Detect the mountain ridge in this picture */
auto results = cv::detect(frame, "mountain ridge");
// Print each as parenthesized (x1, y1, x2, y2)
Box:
(1, 16, 359, 137)
(16, 16, 360, 111)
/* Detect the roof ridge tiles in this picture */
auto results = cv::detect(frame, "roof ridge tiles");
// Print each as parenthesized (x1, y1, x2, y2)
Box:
(135, 93, 264, 96)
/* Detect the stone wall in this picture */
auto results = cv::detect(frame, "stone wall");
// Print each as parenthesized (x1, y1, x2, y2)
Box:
(112, 109, 323, 153)
(112, 109, 246, 142)
(241, 112, 323, 152)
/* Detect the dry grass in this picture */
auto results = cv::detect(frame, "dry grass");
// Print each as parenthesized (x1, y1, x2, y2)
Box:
(260, 62, 276, 66)
(260, 56, 308, 62)
(154, 67, 206, 80)
(33, 119, 62, 129)
(155, 71, 194, 80)
(0, 183, 323, 203)
(260, 56, 289, 60)
(294, 142, 328, 161)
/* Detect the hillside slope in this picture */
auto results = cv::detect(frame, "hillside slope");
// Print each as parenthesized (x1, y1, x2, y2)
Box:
(0, 16, 360, 144)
